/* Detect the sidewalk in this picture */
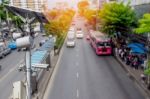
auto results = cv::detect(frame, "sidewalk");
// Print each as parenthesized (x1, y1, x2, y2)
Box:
(32, 50, 59, 99)
(114, 53, 150, 98)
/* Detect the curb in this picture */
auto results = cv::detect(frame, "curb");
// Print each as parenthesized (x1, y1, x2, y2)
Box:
(38, 55, 59, 99)
(114, 55, 150, 99)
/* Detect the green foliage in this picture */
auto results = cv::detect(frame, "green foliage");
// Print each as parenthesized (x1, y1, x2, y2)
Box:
(44, 9, 75, 37)
(11, 15, 23, 27)
(134, 13, 150, 34)
(0, 0, 8, 21)
(98, 2, 137, 35)
(55, 32, 67, 49)
(0, 0, 24, 30)
(144, 60, 150, 75)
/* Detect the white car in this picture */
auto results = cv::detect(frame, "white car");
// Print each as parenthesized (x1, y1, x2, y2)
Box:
(66, 31, 75, 47)
(76, 30, 83, 39)
(66, 40, 75, 47)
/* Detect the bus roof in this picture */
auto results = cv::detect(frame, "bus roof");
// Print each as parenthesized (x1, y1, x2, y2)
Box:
(90, 31, 110, 42)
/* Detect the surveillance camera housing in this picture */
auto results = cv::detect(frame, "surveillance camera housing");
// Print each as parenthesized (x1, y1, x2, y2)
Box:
(13, 33, 22, 39)
(16, 36, 33, 48)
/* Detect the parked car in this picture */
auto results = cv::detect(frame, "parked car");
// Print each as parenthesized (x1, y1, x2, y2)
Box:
(3, 47, 11, 56)
(8, 41, 17, 50)
(0, 43, 5, 58)
(0, 51, 4, 58)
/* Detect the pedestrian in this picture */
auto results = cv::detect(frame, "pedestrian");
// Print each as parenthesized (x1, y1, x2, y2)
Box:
(133, 56, 139, 69)
(140, 73, 146, 83)
(115, 47, 118, 56)
(118, 48, 122, 58)
(54, 45, 57, 55)
(121, 51, 124, 61)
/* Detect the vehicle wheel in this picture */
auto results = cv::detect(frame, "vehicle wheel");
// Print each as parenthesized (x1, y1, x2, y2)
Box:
(17, 49, 21, 52)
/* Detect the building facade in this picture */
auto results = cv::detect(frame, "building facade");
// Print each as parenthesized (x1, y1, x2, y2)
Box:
(117, 0, 150, 6)
(10, 0, 48, 12)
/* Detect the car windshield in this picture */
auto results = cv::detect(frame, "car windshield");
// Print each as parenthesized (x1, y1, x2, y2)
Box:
(96, 42, 111, 47)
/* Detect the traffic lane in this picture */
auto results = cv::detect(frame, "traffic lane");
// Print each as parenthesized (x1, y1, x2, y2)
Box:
(0, 35, 46, 99)
(75, 38, 144, 99)
(0, 70, 24, 99)
(45, 45, 78, 99)
(0, 51, 25, 78)
(0, 34, 46, 77)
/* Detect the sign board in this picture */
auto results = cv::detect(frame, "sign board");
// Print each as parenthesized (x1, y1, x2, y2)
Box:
(32, 64, 49, 69)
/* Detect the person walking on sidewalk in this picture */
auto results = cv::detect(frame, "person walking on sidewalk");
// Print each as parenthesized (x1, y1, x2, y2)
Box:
(132, 55, 139, 69)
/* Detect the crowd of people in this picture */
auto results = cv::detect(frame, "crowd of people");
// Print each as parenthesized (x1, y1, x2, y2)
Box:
(112, 37, 147, 70)
(116, 46, 147, 70)
(112, 37, 150, 89)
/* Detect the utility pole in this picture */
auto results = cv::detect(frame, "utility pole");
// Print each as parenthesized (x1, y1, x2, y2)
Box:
(26, 49, 31, 99)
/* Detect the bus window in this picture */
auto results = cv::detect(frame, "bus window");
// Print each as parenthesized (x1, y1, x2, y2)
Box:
(96, 42, 111, 47)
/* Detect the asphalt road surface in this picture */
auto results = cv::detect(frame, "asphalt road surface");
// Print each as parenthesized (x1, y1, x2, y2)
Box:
(44, 17, 145, 99)
(0, 34, 47, 99)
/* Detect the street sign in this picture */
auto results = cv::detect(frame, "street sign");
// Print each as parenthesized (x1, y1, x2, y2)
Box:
(32, 64, 49, 69)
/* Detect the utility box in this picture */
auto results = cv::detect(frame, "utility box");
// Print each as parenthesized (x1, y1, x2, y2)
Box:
(31, 73, 38, 94)
(12, 81, 26, 99)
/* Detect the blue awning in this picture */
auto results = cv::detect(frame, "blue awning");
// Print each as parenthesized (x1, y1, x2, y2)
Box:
(127, 43, 147, 54)
(38, 39, 54, 51)
(31, 50, 47, 66)
(131, 47, 145, 54)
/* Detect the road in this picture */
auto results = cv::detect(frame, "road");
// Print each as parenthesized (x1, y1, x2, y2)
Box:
(0, 34, 47, 99)
(43, 18, 145, 99)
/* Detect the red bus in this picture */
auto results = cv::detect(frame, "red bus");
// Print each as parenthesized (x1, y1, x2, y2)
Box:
(89, 31, 112, 55)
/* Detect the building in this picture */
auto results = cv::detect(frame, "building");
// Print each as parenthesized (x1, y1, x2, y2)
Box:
(9, 0, 48, 12)
(117, 0, 150, 18)
(117, 0, 150, 6)
(91, 0, 111, 8)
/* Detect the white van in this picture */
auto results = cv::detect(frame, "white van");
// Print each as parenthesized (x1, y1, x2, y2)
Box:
(66, 31, 75, 47)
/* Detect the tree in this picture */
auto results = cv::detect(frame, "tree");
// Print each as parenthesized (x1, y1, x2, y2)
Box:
(0, 0, 24, 34)
(47, 10, 59, 20)
(77, 0, 89, 16)
(134, 14, 150, 34)
(44, 20, 62, 37)
(0, 0, 9, 22)
(44, 8, 75, 37)
(83, 9, 96, 28)
(98, 2, 137, 35)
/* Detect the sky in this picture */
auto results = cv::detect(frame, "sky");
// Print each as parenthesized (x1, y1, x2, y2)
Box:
(48, 0, 80, 9)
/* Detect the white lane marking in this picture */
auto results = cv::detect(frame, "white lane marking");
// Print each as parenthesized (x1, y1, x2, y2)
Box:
(0, 59, 24, 83)
(43, 40, 65, 99)
(77, 89, 79, 98)
(76, 72, 79, 79)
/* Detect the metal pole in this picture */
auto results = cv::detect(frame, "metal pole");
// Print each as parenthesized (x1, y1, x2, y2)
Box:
(26, 49, 31, 99)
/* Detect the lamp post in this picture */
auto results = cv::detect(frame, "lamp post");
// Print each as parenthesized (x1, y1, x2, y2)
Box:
(26, 49, 31, 99)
